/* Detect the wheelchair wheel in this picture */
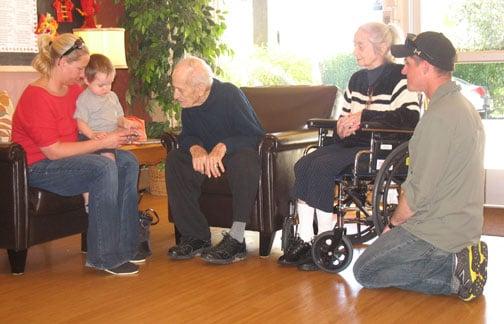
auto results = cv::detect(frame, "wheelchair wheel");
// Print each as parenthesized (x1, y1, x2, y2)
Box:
(312, 231, 353, 273)
(372, 141, 409, 235)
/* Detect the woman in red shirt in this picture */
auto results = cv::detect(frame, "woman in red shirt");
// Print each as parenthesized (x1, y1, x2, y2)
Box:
(12, 33, 143, 275)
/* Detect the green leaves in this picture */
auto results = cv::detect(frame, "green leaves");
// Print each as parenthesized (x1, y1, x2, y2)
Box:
(121, 0, 229, 122)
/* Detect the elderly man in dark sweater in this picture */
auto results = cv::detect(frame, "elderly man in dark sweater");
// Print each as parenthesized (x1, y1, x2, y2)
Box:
(166, 55, 265, 264)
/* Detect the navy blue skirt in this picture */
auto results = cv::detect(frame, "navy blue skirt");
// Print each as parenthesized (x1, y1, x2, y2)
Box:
(293, 142, 366, 212)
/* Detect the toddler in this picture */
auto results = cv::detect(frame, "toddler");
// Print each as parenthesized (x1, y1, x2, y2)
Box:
(75, 53, 137, 211)
(74, 53, 137, 160)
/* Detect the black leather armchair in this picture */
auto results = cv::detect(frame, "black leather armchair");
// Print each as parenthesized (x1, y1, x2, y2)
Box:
(0, 142, 88, 274)
(162, 85, 339, 256)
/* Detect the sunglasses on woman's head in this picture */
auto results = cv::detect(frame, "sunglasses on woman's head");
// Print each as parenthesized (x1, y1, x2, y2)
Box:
(60, 37, 85, 58)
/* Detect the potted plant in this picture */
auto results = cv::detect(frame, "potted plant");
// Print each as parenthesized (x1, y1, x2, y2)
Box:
(118, 1, 230, 195)
(119, 0, 230, 128)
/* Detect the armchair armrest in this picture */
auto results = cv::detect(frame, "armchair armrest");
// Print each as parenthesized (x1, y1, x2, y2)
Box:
(258, 128, 320, 231)
(0, 142, 28, 188)
(160, 129, 320, 154)
(261, 129, 319, 150)
(0, 142, 29, 249)
(160, 132, 179, 152)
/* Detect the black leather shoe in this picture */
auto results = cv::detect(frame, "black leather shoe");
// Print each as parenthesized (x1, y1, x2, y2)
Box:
(278, 236, 311, 266)
(167, 237, 211, 260)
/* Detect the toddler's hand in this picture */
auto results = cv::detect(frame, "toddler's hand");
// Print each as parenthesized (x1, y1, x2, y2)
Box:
(122, 119, 138, 130)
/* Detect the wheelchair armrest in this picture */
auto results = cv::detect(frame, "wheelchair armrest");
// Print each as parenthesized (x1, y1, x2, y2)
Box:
(360, 121, 414, 134)
(306, 118, 337, 130)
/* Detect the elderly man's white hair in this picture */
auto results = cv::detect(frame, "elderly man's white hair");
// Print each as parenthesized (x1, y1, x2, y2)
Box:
(174, 55, 214, 89)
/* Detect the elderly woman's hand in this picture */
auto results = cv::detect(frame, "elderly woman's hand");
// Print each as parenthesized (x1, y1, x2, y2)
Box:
(337, 112, 362, 138)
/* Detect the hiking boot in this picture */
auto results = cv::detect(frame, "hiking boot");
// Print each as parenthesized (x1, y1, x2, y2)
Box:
(104, 262, 139, 276)
(167, 237, 211, 260)
(278, 236, 312, 266)
(455, 241, 488, 301)
(201, 232, 247, 265)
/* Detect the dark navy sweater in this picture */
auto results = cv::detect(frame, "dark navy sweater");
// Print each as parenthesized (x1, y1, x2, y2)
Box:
(178, 79, 265, 154)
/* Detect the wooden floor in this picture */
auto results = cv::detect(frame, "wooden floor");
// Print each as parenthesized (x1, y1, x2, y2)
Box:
(1, 194, 503, 324)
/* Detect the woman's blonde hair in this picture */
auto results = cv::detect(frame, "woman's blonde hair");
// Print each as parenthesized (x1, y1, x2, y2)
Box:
(32, 33, 89, 77)
(358, 22, 403, 63)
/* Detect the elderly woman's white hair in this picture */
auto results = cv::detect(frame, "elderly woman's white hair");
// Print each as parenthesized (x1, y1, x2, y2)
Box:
(358, 22, 403, 63)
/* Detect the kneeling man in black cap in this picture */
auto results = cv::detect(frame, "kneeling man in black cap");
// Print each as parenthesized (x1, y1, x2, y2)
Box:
(353, 31, 488, 301)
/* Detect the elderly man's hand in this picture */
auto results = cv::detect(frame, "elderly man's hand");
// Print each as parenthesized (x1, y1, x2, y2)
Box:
(190, 145, 209, 174)
(206, 143, 227, 178)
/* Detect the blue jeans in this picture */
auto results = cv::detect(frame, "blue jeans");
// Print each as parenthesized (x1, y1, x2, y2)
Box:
(28, 150, 140, 269)
(353, 227, 457, 295)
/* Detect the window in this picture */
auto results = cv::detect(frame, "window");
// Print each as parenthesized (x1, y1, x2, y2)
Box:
(217, 0, 384, 88)
(217, 0, 504, 119)
(404, 0, 504, 119)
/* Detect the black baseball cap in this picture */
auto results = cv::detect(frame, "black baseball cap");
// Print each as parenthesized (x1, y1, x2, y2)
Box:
(391, 32, 457, 71)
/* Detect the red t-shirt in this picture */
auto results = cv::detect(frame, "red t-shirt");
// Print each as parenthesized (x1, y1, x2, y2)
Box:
(12, 84, 83, 165)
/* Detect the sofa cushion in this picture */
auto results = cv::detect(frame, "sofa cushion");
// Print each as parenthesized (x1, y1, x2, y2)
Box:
(29, 188, 85, 216)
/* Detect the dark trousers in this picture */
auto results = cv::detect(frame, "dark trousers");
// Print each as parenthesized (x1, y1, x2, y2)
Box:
(165, 148, 261, 241)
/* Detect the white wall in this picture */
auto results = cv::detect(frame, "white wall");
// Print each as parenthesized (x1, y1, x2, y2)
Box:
(483, 120, 504, 206)
(486, 170, 504, 207)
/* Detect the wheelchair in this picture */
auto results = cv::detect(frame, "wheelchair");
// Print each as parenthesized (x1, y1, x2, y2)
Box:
(281, 119, 413, 273)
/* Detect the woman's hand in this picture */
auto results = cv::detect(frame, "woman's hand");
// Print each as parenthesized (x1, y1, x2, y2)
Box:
(100, 128, 131, 148)
(41, 129, 130, 160)
(337, 112, 362, 138)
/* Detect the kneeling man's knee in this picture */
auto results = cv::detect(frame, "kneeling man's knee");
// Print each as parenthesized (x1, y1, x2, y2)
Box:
(352, 257, 372, 287)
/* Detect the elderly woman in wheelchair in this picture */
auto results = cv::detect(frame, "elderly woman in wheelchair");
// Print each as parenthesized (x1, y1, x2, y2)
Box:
(278, 22, 421, 272)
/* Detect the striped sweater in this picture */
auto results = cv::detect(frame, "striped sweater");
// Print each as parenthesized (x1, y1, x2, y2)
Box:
(340, 63, 421, 146)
